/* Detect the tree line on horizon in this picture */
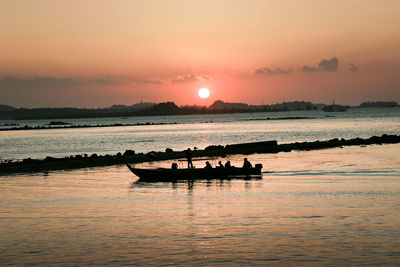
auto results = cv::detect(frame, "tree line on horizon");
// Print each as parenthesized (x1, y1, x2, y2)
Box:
(0, 100, 398, 120)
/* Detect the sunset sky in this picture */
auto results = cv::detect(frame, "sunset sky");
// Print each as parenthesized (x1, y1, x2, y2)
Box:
(1, 0, 399, 108)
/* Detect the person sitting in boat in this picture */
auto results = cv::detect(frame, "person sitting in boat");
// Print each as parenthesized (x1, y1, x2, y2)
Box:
(185, 148, 194, 168)
(224, 161, 232, 168)
(204, 161, 212, 169)
(171, 162, 178, 169)
(242, 158, 253, 169)
(217, 161, 224, 169)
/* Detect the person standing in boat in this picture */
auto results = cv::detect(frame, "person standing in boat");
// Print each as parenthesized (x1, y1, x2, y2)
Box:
(242, 158, 253, 169)
(224, 161, 232, 168)
(185, 148, 194, 168)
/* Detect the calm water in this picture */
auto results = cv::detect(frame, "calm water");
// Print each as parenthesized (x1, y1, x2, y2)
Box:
(1, 108, 400, 160)
(1, 144, 400, 266)
(1, 109, 400, 265)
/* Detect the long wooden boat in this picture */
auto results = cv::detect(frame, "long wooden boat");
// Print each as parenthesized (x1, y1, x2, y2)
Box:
(126, 163, 263, 182)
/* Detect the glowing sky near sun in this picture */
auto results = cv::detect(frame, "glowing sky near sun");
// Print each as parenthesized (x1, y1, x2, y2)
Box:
(0, 0, 399, 107)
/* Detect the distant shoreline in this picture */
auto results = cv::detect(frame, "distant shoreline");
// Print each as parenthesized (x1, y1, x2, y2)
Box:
(0, 100, 324, 120)
(0, 122, 180, 131)
(0, 116, 314, 131)
(0, 100, 398, 121)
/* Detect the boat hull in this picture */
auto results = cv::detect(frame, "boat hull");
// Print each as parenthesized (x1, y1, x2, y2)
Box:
(126, 164, 262, 182)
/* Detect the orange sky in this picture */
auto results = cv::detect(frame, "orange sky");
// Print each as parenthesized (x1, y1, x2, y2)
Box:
(1, 0, 399, 107)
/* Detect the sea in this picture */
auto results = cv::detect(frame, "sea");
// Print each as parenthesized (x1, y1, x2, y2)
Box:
(1, 107, 400, 266)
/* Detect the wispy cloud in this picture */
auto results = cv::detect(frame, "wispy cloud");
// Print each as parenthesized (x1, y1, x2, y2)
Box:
(171, 74, 212, 84)
(131, 78, 164, 85)
(0, 76, 82, 90)
(301, 65, 319, 72)
(89, 77, 123, 86)
(254, 67, 292, 75)
(91, 75, 164, 85)
(0, 75, 166, 91)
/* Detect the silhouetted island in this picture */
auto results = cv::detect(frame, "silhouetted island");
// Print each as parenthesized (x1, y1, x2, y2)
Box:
(359, 101, 398, 108)
(1, 100, 398, 120)
(0, 100, 320, 120)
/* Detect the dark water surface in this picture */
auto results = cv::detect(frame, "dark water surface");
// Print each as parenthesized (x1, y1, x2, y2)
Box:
(1, 144, 400, 266)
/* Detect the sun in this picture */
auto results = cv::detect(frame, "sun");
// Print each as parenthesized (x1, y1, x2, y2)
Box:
(198, 88, 210, 99)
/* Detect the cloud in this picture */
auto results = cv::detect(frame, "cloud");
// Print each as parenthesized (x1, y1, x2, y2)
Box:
(0, 75, 165, 91)
(348, 63, 358, 72)
(318, 57, 339, 72)
(301, 57, 339, 73)
(89, 76, 164, 85)
(132, 78, 164, 85)
(254, 67, 292, 75)
(171, 74, 212, 84)
(301, 65, 319, 72)
(171, 74, 197, 84)
(0, 76, 82, 90)
(89, 77, 122, 86)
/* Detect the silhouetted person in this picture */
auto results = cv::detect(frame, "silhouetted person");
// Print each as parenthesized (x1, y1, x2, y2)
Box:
(171, 162, 178, 169)
(217, 161, 224, 168)
(224, 161, 231, 168)
(204, 161, 212, 169)
(242, 158, 253, 169)
(185, 148, 193, 168)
